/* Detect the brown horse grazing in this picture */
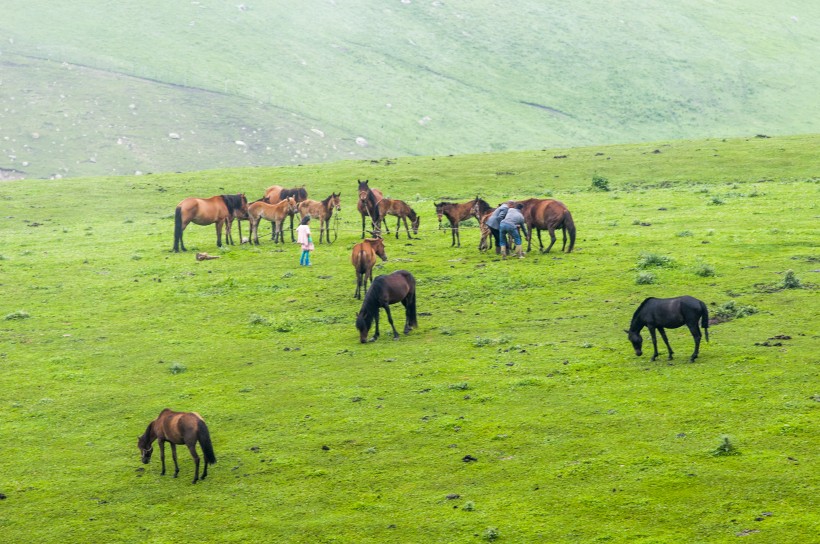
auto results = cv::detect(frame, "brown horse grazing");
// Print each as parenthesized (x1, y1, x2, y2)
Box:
(263, 185, 308, 241)
(357, 179, 385, 238)
(356, 270, 417, 343)
(137, 408, 216, 484)
(376, 198, 420, 239)
(248, 197, 298, 244)
(173, 194, 248, 252)
(627, 296, 710, 362)
(516, 198, 576, 253)
(297, 192, 341, 244)
(351, 238, 388, 299)
(434, 197, 491, 247)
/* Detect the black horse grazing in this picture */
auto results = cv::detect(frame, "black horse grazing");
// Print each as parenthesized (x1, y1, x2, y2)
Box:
(356, 270, 417, 343)
(627, 296, 710, 362)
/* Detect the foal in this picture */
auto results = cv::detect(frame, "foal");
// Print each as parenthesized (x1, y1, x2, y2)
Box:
(248, 197, 298, 244)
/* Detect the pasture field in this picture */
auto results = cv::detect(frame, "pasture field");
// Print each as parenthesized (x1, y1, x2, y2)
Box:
(0, 135, 818, 542)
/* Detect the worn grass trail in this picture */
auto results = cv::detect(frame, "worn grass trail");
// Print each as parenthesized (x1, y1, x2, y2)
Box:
(0, 135, 817, 542)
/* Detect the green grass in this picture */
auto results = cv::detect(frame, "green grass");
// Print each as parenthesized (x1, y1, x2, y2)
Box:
(1, 1, 819, 178)
(0, 135, 818, 542)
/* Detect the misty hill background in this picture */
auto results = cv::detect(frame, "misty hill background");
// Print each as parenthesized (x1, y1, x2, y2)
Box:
(1, 0, 818, 179)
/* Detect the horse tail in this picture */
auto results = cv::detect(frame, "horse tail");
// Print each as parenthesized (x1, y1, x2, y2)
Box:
(197, 420, 217, 465)
(700, 301, 710, 342)
(173, 206, 183, 250)
(406, 276, 418, 329)
(563, 209, 576, 252)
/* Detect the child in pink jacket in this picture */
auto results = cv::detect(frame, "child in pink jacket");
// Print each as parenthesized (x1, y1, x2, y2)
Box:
(296, 215, 314, 266)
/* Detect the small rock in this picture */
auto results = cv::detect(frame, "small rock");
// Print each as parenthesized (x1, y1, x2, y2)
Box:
(446, 494, 460, 500)
(462, 455, 477, 462)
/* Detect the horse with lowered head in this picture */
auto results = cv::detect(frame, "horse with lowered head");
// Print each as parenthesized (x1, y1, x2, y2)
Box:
(376, 198, 420, 239)
(351, 237, 388, 299)
(137, 408, 216, 484)
(627, 296, 710, 362)
(356, 270, 417, 343)
(173, 193, 248, 252)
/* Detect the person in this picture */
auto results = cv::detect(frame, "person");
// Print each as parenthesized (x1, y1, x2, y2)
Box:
(296, 215, 314, 266)
(484, 202, 509, 255)
(499, 202, 526, 259)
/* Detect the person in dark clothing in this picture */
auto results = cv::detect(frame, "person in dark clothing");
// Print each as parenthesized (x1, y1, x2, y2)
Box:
(484, 202, 509, 255)
(499, 203, 526, 259)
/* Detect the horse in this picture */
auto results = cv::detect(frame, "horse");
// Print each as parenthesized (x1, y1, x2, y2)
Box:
(297, 192, 341, 244)
(434, 197, 491, 247)
(137, 408, 217, 484)
(248, 197, 298, 244)
(357, 179, 385, 238)
(227, 202, 250, 245)
(476, 209, 495, 251)
(516, 198, 576, 253)
(263, 185, 308, 241)
(626, 296, 710, 362)
(376, 198, 420, 239)
(173, 193, 248, 252)
(355, 270, 417, 343)
(351, 238, 388, 299)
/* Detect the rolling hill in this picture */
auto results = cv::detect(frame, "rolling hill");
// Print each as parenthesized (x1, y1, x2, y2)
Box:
(1, 1, 819, 179)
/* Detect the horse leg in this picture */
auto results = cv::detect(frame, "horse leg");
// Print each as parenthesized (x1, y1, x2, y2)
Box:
(250, 217, 258, 245)
(355, 272, 362, 299)
(215, 221, 223, 248)
(170, 443, 180, 478)
(383, 304, 400, 339)
(401, 299, 411, 334)
(561, 227, 567, 252)
(271, 220, 276, 240)
(159, 439, 167, 475)
(361, 213, 366, 238)
(290, 214, 296, 242)
(544, 227, 557, 253)
(403, 217, 412, 239)
(187, 443, 201, 483)
(396, 217, 401, 239)
(648, 327, 660, 361)
(657, 327, 674, 360)
(686, 323, 702, 362)
(371, 309, 380, 342)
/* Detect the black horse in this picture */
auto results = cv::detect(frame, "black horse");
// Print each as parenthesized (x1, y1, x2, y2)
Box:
(626, 296, 709, 362)
(355, 270, 417, 343)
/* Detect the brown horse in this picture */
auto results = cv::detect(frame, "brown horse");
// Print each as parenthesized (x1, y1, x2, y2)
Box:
(297, 192, 341, 244)
(351, 238, 388, 299)
(263, 185, 308, 241)
(355, 270, 417, 343)
(434, 197, 491, 247)
(376, 198, 420, 239)
(248, 197, 298, 244)
(137, 408, 216, 484)
(357, 179, 385, 238)
(173, 193, 248, 252)
(516, 198, 576, 253)
(227, 202, 250, 245)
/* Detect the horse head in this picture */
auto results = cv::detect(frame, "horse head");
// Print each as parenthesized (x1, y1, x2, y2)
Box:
(287, 196, 298, 213)
(355, 311, 371, 343)
(371, 238, 388, 261)
(357, 180, 370, 201)
(137, 435, 154, 464)
(332, 192, 341, 211)
(434, 202, 444, 227)
(411, 212, 420, 235)
(626, 330, 643, 356)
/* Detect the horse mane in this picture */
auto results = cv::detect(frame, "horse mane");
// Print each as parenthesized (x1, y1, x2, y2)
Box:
(221, 194, 245, 214)
(630, 298, 656, 331)
(321, 193, 334, 206)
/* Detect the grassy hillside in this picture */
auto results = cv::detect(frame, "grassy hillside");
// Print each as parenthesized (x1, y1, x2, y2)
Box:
(1, 1, 819, 179)
(0, 135, 817, 542)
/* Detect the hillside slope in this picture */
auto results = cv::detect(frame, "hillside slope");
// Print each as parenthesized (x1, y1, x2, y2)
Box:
(1, 1, 818, 179)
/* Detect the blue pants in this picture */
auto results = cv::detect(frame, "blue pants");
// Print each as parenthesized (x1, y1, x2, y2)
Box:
(499, 223, 521, 247)
(300, 250, 311, 266)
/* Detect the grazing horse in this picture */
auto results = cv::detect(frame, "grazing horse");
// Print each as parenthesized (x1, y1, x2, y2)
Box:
(434, 197, 491, 247)
(516, 198, 576, 253)
(248, 197, 298, 244)
(173, 193, 248, 252)
(264, 185, 308, 241)
(297, 192, 341, 244)
(376, 198, 420, 239)
(357, 179, 385, 238)
(355, 270, 417, 343)
(627, 296, 710, 362)
(351, 238, 388, 299)
(137, 408, 216, 484)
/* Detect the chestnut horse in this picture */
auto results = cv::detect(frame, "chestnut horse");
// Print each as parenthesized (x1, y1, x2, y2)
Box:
(434, 197, 491, 247)
(173, 193, 248, 252)
(137, 408, 216, 484)
(355, 270, 417, 343)
(376, 198, 420, 239)
(357, 179, 385, 238)
(297, 192, 341, 243)
(248, 197, 298, 244)
(517, 198, 576, 253)
(351, 238, 388, 299)
(263, 185, 308, 241)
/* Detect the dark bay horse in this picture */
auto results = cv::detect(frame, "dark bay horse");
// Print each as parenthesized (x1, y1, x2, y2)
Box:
(356, 270, 417, 343)
(173, 193, 248, 252)
(516, 198, 576, 253)
(357, 179, 385, 238)
(264, 185, 308, 241)
(351, 238, 388, 299)
(297, 192, 341, 243)
(137, 408, 216, 484)
(376, 198, 420, 239)
(627, 296, 710, 362)
(434, 197, 491, 247)
(248, 197, 298, 244)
